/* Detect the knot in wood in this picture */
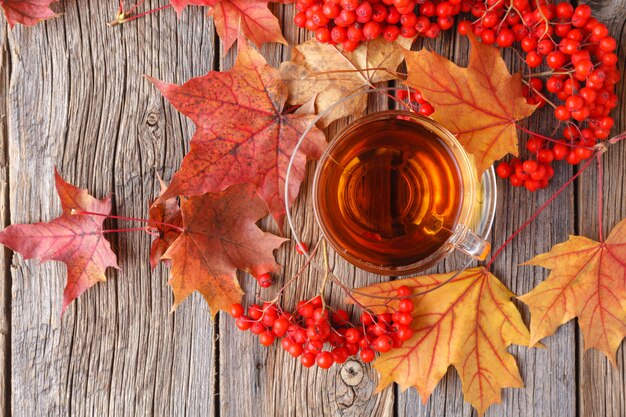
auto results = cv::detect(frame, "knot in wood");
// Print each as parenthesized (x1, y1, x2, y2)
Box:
(340, 360, 364, 386)
(146, 111, 160, 127)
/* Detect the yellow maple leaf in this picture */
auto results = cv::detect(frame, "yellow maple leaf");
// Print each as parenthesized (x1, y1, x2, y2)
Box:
(280, 37, 411, 128)
(519, 218, 626, 364)
(351, 267, 530, 416)
(403, 34, 537, 174)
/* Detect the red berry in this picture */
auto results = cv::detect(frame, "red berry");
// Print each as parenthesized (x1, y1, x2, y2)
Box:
(345, 327, 363, 343)
(537, 149, 554, 164)
(236, 315, 252, 330)
(396, 325, 414, 341)
(522, 160, 538, 173)
(332, 347, 349, 364)
(399, 298, 414, 313)
(355, 2, 372, 23)
(248, 304, 263, 320)
(315, 27, 331, 43)
(272, 317, 290, 337)
(395, 312, 413, 326)
(230, 303, 244, 318)
(554, 105, 570, 121)
(553, 142, 569, 160)
(383, 25, 401, 41)
(288, 343, 304, 358)
(363, 21, 382, 39)
(360, 347, 376, 362)
(373, 335, 394, 352)
(259, 330, 275, 346)
(256, 272, 273, 288)
(397, 285, 411, 297)
(300, 352, 316, 367)
(565, 95, 585, 112)
(496, 162, 513, 178)
(316, 351, 334, 369)
(250, 322, 266, 335)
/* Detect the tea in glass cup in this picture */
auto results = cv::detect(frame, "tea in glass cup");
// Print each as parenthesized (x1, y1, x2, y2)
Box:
(313, 110, 490, 275)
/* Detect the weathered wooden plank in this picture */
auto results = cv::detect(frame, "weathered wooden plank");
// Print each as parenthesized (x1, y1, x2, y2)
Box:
(396, 29, 577, 417)
(7, 1, 217, 415)
(0, 20, 10, 417)
(578, 2, 626, 417)
(216, 5, 394, 417)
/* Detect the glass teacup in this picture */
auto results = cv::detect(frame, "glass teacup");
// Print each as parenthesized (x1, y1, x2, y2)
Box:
(311, 110, 495, 275)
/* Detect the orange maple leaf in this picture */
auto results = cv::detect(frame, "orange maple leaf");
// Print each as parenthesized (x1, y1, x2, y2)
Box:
(403, 34, 536, 174)
(0, 169, 119, 314)
(162, 184, 286, 317)
(519, 219, 626, 364)
(352, 267, 530, 416)
(148, 41, 326, 229)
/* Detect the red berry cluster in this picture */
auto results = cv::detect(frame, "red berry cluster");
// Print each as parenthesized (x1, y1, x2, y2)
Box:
(462, 1, 619, 191)
(295, 0, 619, 192)
(230, 285, 415, 369)
(294, 0, 468, 51)
(397, 88, 435, 116)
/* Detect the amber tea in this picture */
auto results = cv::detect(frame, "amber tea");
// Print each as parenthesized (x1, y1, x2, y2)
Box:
(314, 112, 465, 272)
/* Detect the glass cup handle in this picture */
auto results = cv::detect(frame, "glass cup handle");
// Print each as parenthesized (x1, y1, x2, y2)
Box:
(449, 224, 491, 261)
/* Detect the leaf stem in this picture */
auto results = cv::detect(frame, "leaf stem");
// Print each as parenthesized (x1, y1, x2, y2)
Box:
(108, 4, 171, 26)
(71, 209, 184, 233)
(597, 153, 604, 242)
(485, 154, 597, 270)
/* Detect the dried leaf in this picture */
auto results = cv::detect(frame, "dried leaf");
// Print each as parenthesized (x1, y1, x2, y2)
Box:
(403, 34, 537, 174)
(148, 41, 326, 229)
(1, 0, 58, 28)
(352, 267, 530, 416)
(163, 184, 286, 317)
(519, 219, 626, 364)
(280, 37, 411, 128)
(0, 169, 118, 314)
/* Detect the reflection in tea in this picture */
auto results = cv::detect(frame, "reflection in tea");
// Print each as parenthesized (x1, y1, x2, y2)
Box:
(315, 117, 464, 267)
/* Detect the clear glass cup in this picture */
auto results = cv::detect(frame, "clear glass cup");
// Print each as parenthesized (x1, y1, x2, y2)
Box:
(311, 110, 496, 276)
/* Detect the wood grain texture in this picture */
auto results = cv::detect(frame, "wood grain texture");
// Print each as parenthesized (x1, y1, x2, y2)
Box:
(215, 5, 394, 417)
(577, 2, 626, 417)
(5, 1, 217, 416)
(0, 20, 10, 417)
(1, 1, 625, 417)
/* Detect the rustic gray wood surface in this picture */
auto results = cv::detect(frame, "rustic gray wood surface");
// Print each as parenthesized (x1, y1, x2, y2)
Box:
(0, 1, 624, 416)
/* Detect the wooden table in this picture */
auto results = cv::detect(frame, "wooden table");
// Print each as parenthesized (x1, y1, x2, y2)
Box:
(0, 1, 624, 416)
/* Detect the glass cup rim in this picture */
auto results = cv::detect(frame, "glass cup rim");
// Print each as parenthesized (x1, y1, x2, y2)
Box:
(311, 109, 493, 275)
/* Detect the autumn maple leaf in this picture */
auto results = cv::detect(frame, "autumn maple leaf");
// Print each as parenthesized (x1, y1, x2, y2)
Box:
(0, 169, 118, 314)
(352, 267, 530, 416)
(519, 219, 626, 364)
(163, 184, 286, 317)
(280, 37, 411, 128)
(148, 178, 182, 270)
(148, 41, 326, 228)
(0, 0, 58, 28)
(403, 34, 537, 174)
(169, 0, 288, 52)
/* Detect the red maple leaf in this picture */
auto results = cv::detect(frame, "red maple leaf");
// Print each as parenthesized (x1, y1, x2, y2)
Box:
(0, 169, 119, 314)
(163, 184, 286, 317)
(0, 0, 58, 28)
(169, 0, 288, 52)
(148, 178, 182, 270)
(148, 41, 326, 228)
